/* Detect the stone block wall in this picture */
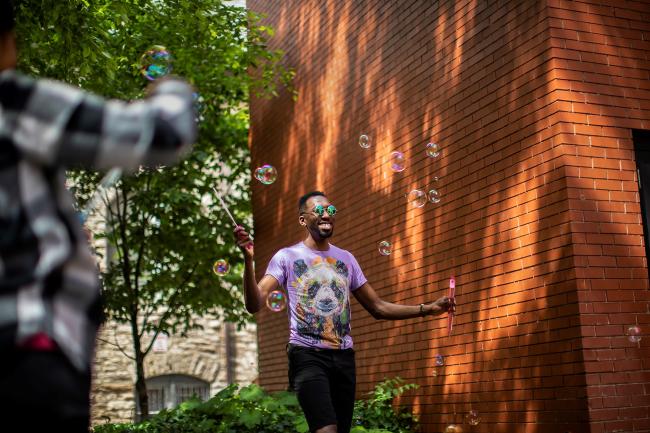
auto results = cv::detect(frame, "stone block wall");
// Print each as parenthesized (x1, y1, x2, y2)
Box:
(90, 317, 258, 426)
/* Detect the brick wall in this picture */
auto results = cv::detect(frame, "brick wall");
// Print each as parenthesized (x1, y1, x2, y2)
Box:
(247, 1, 650, 432)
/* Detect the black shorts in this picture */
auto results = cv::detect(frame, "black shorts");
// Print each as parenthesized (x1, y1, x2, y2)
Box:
(287, 344, 356, 433)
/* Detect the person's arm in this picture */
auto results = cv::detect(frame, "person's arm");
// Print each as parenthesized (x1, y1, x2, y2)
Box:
(353, 282, 454, 320)
(234, 225, 280, 314)
(0, 70, 196, 171)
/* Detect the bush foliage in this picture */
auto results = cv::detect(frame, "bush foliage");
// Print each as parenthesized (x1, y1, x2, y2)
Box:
(93, 377, 418, 433)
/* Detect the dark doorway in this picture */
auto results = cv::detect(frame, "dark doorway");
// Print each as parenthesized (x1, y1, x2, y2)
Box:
(633, 129, 650, 275)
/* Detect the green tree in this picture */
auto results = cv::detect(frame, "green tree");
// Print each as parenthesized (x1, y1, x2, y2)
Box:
(15, 0, 294, 420)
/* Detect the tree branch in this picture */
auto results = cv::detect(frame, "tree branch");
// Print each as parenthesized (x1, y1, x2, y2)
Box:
(142, 263, 199, 355)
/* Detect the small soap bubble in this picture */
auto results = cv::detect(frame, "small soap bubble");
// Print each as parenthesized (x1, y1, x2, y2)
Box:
(627, 325, 642, 343)
(255, 164, 278, 185)
(425, 142, 441, 158)
(390, 151, 406, 172)
(465, 410, 481, 426)
(431, 354, 445, 377)
(140, 45, 172, 81)
(428, 188, 441, 204)
(444, 425, 463, 433)
(378, 240, 392, 256)
(266, 290, 287, 312)
(359, 134, 371, 149)
(407, 189, 427, 208)
(212, 259, 229, 277)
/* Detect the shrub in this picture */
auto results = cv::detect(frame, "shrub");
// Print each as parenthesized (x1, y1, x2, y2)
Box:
(93, 377, 418, 433)
(352, 377, 419, 433)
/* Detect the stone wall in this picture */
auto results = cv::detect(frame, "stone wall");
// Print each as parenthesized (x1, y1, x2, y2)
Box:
(90, 316, 258, 426)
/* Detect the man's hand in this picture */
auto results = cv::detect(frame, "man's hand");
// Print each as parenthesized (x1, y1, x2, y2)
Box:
(426, 296, 456, 316)
(234, 225, 254, 259)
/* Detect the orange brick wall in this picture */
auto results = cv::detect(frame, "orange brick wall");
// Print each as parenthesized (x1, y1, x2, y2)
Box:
(247, 1, 650, 432)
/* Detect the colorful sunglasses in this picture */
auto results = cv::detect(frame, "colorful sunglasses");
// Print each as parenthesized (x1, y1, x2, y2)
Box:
(311, 204, 337, 216)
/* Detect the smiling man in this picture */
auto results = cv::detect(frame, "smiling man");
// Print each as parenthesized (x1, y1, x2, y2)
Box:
(234, 190, 455, 433)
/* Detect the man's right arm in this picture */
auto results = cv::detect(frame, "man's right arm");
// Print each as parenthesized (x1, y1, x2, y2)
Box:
(235, 225, 280, 314)
(243, 259, 279, 314)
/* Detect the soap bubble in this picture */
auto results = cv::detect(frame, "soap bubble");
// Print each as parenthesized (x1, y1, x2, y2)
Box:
(428, 189, 441, 203)
(255, 164, 278, 185)
(444, 425, 463, 433)
(390, 151, 406, 172)
(407, 189, 427, 208)
(378, 240, 392, 256)
(266, 290, 287, 312)
(140, 45, 172, 81)
(465, 410, 481, 426)
(212, 259, 229, 276)
(359, 134, 371, 148)
(425, 142, 441, 158)
(627, 325, 642, 343)
(431, 354, 445, 377)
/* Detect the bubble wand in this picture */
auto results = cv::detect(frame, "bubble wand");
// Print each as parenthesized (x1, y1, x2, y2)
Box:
(212, 187, 254, 248)
(212, 187, 239, 228)
(448, 276, 455, 335)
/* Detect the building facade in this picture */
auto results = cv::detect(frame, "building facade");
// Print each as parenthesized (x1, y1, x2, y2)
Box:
(90, 318, 258, 426)
(248, 1, 650, 432)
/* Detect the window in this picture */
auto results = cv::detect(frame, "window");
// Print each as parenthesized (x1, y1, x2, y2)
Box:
(633, 129, 650, 273)
(137, 374, 210, 416)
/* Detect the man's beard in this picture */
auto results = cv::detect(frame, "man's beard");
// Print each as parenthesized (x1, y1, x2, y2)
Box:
(318, 228, 333, 239)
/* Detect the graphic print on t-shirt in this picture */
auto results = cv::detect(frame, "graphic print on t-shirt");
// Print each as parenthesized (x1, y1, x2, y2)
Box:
(292, 256, 350, 348)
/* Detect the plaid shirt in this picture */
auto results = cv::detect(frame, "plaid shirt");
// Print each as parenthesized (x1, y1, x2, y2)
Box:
(0, 69, 196, 371)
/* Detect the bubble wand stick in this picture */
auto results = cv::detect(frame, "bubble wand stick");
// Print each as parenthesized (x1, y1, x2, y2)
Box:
(212, 187, 254, 249)
(448, 276, 455, 335)
(212, 187, 239, 228)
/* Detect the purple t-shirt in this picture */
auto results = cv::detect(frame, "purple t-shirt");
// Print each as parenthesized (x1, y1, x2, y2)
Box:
(264, 242, 367, 349)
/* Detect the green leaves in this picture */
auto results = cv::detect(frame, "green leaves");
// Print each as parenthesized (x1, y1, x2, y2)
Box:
(93, 384, 308, 433)
(92, 379, 420, 433)
(15, 0, 295, 419)
(352, 377, 420, 433)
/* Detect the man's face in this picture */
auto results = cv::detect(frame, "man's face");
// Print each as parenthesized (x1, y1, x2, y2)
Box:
(300, 195, 336, 240)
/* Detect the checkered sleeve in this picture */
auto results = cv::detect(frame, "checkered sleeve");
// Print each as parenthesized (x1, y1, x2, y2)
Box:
(0, 70, 196, 171)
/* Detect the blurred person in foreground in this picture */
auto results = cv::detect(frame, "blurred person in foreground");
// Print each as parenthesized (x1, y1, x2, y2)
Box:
(0, 1, 197, 430)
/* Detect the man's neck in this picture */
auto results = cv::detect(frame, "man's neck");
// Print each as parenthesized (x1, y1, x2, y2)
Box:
(303, 236, 329, 251)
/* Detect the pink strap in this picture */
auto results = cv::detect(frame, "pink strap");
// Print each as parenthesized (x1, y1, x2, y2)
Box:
(19, 333, 57, 351)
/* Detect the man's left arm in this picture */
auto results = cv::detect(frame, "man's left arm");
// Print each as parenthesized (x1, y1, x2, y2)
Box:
(352, 282, 454, 320)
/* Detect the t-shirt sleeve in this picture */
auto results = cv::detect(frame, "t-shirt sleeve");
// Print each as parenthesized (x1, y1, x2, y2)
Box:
(347, 252, 367, 291)
(264, 249, 287, 287)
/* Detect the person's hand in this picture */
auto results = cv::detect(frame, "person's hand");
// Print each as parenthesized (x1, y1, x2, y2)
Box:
(426, 296, 456, 316)
(234, 225, 254, 259)
(144, 75, 192, 97)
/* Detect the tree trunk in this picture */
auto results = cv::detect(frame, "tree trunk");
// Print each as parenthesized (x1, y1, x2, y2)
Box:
(135, 350, 149, 421)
